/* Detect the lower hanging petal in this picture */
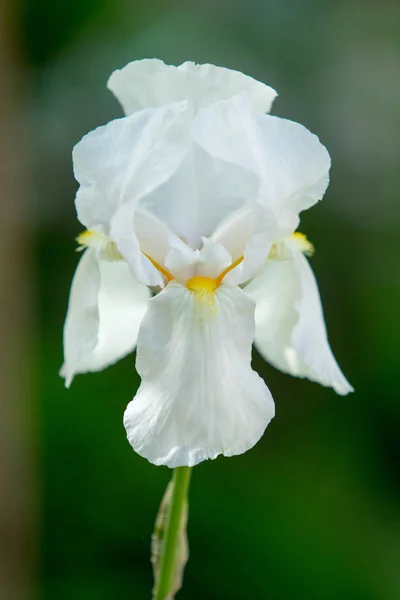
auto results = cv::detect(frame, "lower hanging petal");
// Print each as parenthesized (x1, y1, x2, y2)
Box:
(124, 282, 274, 468)
(245, 253, 353, 395)
(61, 249, 150, 386)
(60, 248, 101, 386)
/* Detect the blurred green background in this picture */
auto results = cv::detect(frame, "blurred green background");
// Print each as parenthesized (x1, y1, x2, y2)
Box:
(1, 0, 399, 598)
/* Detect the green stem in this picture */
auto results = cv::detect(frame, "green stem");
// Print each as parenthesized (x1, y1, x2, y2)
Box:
(153, 467, 192, 600)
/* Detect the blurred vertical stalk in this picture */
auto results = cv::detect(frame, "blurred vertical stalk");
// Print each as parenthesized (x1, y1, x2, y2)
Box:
(0, 1, 37, 599)
(152, 467, 192, 600)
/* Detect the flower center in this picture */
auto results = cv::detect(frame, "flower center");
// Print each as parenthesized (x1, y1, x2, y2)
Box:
(185, 255, 244, 299)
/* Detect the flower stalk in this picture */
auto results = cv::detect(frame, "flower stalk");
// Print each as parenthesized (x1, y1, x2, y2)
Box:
(152, 467, 192, 600)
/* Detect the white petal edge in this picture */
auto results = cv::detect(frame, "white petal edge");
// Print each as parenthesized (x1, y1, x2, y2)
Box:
(245, 253, 353, 395)
(60, 248, 100, 386)
(107, 59, 277, 116)
(291, 253, 353, 395)
(61, 249, 150, 386)
(73, 101, 188, 233)
(192, 94, 331, 237)
(124, 281, 275, 467)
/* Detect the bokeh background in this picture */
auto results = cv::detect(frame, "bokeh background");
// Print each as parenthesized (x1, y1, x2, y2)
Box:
(1, 0, 399, 598)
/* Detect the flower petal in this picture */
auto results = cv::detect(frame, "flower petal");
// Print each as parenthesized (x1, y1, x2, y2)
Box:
(61, 250, 150, 386)
(73, 102, 188, 233)
(107, 59, 277, 116)
(138, 143, 260, 249)
(60, 248, 100, 386)
(124, 282, 275, 467)
(245, 253, 353, 395)
(214, 204, 278, 285)
(111, 206, 194, 287)
(192, 95, 331, 236)
(196, 238, 232, 279)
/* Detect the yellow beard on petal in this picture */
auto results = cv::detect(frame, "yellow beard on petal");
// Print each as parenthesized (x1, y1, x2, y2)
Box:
(76, 229, 105, 250)
(76, 229, 123, 260)
(186, 276, 218, 294)
(185, 256, 244, 304)
(186, 276, 217, 306)
(269, 231, 315, 260)
(290, 232, 315, 256)
(185, 276, 219, 315)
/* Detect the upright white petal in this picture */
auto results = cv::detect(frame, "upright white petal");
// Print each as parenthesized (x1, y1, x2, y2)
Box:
(192, 95, 331, 236)
(139, 143, 260, 249)
(245, 253, 353, 395)
(73, 102, 188, 232)
(108, 59, 277, 116)
(124, 282, 274, 468)
(61, 249, 150, 386)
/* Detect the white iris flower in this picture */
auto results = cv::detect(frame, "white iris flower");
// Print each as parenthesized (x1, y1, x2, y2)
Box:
(61, 60, 353, 468)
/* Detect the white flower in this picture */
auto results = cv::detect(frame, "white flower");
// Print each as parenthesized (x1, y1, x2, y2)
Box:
(62, 60, 352, 468)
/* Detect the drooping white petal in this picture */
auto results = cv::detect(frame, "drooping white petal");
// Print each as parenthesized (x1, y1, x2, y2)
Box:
(107, 59, 277, 116)
(291, 253, 353, 395)
(124, 282, 275, 468)
(192, 95, 331, 236)
(73, 102, 188, 232)
(61, 249, 150, 386)
(61, 248, 101, 387)
(245, 252, 353, 395)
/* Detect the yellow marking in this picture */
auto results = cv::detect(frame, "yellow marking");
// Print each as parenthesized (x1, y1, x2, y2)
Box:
(269, 232, 315, 260)
(185, 275, 218, 311)
(214, 255, 244, 286)
(75, 229, 123, 260)
(143, 250, 244, 293)
(75, 229, 105, 251)
(143, 253, 173, 282)
(268, 244, 279, 260)
(291, 232, 315, 256)
(186, 276, 218, 294)
(185, 256, 244, 306)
